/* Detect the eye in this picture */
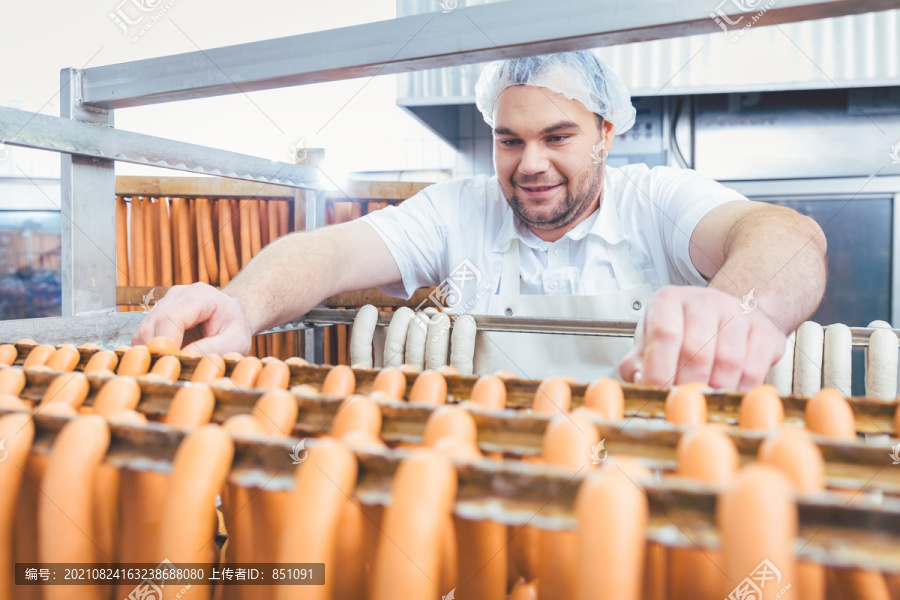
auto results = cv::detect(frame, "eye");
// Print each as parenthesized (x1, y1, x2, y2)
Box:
(497, 139, 521, 147)
(546, 135, 569, 143)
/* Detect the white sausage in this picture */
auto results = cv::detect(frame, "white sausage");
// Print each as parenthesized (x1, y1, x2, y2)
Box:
(866, 328, 898, 400)
(766, 331, 795, 397)
(404, 312, 429, 371)
(350, 305, 379, 368)
(823, 324, 852, 397)
(449, 315, 477, 376)
(793, 322, 823, 397)
(384, 307, 414, 368)
(425, 313, 451, 371)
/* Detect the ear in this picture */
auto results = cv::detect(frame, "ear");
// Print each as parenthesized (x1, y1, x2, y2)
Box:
(601, 119, 616, 150)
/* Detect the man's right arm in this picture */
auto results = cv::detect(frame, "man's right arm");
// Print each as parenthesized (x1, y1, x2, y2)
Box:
(132, 220, 402, 354)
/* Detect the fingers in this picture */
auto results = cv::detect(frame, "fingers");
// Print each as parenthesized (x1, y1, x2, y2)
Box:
(132, 283, 251, 355)
(640, 289, 684, 387)
(707, 318, 749, 390)
(738, 318, 787, 391)
(673, 301, 721, 386)
(618, 318, 645, 383)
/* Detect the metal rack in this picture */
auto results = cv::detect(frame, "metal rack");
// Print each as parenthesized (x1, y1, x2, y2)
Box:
(0, 0, 890, 357)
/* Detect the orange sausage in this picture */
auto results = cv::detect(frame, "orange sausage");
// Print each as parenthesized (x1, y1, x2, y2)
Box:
(164, 384, 216, 429)
(409, 371, 447, 405)
(539, 413, 599, 600)
(268, 198, 281, 244)
(157, 197, 173, 286)
(173, 198, 192, 284)
(39, 416, 111, 600)
(191, 354, 226, 383)
(117, 345, 151, 377)
(739, 384, 784, 430)
(533, 377, 571, 414)
(322, 365, 356, 396)
(239, 200, 253, 269)
(144, 197, 157, 286)
(277, 198, 290, 238)
(16, 338, 37, 346)
(665, 385, 707, 426)
(257, 360, 290, 390)
(148, 355, 181, 382)
(197, 197, 218, 286)
(251, 390, 298, 437)
(93, 376, 141, 418)
(583, 377, 624, 421)
(0, 393, 28, 411)
(196, 202, 210, 285)
(147, 336, 180, 356)
(332, 395, 383, 439)
(231, 356, 263, 388)
(78, 343, 100, 352)
(0, 344, 18, 366)
(423, 405, 478, 448)
(116, 196, 130, 288)
(217, 202, 231, 286)
(469, 375, 506, 410)
(84, 350, 119, 374)
(717, 465, 796, 600)
(0, 413, 35, 600)
(223, 351, 245, 363)
(158, 425, 234, 599)
(285, 356, 308, 367)
(670, 426, 739, 598)
(131, 197, 146, 286)
(40, 372, 90, 409)
(575, 464, 648, 600)
(46, 346, 80, 372)
(806, 388, 855, 439)
(23, 344, 54, 369)
(249, 199, 262, 256)
(275, 438, 358, 600)
(0, 369, 26, 396)
(218, 199, 239, 279)
(371, 367, 407, 400)
(372, 450, 456, 600)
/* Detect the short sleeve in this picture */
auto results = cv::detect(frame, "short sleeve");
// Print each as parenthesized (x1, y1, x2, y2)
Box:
(652, 167, 747, 285)
(360, 188, 449, 299)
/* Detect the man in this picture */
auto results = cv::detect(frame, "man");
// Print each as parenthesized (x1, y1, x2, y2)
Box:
(134, 51, 827, 390)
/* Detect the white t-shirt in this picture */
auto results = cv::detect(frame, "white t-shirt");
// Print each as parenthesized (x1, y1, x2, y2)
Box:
(361, 163, 747, 314)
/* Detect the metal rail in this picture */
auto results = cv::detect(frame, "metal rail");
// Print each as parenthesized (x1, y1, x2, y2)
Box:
(78, 0, 894, 109)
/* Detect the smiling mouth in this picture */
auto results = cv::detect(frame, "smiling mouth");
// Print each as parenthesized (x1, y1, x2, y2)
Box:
(519, 183, 562, 192)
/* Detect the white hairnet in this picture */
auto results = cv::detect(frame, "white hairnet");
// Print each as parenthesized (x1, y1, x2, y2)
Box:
(474, 51, 636, 135)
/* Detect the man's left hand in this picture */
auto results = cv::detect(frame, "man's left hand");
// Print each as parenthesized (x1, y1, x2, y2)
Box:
(618, 285, 787, 391)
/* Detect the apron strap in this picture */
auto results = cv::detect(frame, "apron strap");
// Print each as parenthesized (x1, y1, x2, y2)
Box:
(605, 238, 645, 290)
(499, 238, 521, 295)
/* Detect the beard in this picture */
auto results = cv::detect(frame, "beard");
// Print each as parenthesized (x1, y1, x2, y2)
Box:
(503, 161, 605, 231)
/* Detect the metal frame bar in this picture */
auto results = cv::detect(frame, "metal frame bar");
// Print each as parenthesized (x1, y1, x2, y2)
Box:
(78, 0, 892, 110)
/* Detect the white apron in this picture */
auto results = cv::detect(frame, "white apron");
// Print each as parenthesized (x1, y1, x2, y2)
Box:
(484, 237, 653, 382)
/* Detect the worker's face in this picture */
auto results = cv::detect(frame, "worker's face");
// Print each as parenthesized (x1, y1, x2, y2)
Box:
(492, 85, 615, 234)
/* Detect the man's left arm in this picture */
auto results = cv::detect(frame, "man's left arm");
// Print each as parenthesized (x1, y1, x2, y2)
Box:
(620, 200, 828, 390)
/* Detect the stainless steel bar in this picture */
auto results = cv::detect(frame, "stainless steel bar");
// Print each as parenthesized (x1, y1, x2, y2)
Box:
(0, 105, 322, 189)
(78, 0, 893, 109)
(59, 69, 118, 316)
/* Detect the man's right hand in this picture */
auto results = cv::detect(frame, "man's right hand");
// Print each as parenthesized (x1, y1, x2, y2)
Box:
(131, 283, 253, 355)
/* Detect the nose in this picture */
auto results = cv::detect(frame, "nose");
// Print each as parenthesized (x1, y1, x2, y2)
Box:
(518, 141, 549, 177)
